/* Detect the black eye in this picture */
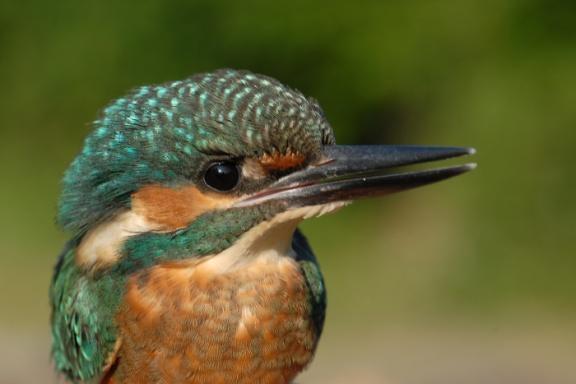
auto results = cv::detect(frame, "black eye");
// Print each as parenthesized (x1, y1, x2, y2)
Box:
(204, 162, 240, 192)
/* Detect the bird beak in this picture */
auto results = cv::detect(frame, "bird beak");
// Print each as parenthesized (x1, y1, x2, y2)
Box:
(235, 145, 476, 208)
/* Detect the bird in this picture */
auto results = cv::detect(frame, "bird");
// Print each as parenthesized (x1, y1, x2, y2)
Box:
(50, 69, 475, 384)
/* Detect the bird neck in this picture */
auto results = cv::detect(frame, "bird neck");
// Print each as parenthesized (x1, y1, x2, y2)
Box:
(109, 202, 285, 277)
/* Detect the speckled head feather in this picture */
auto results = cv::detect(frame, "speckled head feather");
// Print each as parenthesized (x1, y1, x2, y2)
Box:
(58, 69, 335, 234)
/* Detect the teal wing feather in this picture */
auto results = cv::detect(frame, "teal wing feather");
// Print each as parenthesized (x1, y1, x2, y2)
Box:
(292, 229, 327, 337)
(50, 244, 121, 383)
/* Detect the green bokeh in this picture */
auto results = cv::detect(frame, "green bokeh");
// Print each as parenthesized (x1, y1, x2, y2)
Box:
(1, 0, 575, 382)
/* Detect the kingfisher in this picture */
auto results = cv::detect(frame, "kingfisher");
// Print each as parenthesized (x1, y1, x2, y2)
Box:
(50, 69, 475, 384)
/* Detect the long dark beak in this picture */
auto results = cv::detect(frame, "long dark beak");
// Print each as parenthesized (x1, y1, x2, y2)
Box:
(235, 145, 476, 208)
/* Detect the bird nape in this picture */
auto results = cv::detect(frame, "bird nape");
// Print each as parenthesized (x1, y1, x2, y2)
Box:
(50, 69, 475, 384)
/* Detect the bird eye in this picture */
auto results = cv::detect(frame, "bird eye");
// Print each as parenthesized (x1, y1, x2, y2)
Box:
(204, 162, 240, 192)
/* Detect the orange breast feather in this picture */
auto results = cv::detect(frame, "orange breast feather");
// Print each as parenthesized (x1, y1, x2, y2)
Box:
(109, 257, 317, 384)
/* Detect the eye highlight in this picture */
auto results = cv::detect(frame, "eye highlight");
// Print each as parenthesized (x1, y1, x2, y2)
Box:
(203, 162, 240, 192)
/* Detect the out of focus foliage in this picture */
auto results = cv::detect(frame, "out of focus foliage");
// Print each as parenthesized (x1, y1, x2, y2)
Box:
(1, 0, 575, 327)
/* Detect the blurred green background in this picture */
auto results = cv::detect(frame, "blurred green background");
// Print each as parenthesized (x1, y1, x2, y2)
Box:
(1, 0, 576, 383)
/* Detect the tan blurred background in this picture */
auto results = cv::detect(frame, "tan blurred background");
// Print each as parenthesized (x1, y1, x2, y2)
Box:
(1, 0, 576, 383)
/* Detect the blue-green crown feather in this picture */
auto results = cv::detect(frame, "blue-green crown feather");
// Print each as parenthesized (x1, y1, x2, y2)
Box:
(58, 69, 335, 235)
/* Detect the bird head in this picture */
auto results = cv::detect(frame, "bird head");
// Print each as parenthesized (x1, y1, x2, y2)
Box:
(58, 69, 474, 272)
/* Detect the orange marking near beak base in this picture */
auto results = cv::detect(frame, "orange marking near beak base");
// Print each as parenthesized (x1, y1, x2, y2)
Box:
(259, 152, 306, 171)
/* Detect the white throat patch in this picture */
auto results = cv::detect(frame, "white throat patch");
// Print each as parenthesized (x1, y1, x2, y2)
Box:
(199, 202, 347, 274)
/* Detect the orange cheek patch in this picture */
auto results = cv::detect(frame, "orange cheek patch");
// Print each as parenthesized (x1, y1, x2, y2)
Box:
(131, 185, 236, 231)
(259, 152, 306, 171)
